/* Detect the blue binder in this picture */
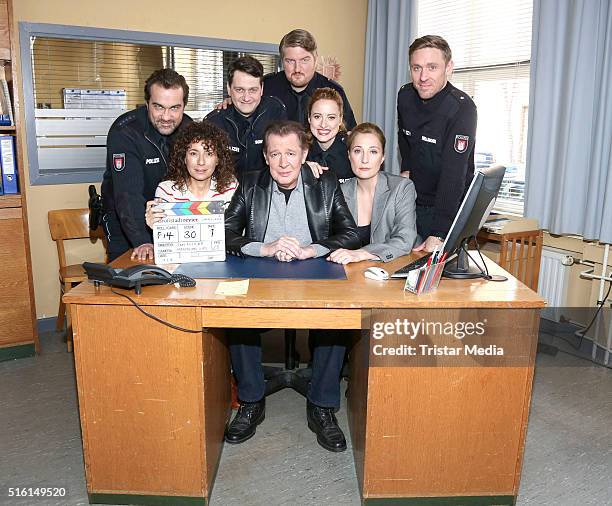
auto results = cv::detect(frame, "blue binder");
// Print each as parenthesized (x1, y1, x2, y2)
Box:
(0, 135, 18, 194)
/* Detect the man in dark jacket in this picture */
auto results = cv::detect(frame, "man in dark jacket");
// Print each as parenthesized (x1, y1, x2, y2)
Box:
(224, 120, 359, 452)
(264, 29, 356, 128)
(206, 55, 287, 177)
(397, 35, 477, 252)
(101, 69, 191, 261)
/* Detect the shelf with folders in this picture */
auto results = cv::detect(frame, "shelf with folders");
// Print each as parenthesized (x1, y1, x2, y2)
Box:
(0, 0, 39, 359)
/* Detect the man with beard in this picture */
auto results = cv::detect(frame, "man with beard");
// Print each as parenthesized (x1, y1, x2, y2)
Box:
(101, 69, 191, 261)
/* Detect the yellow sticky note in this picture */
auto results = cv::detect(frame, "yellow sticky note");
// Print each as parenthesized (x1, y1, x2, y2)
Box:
(215, 279, 249, 296)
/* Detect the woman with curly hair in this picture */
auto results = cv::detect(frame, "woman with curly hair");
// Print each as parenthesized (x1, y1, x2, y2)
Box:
(146, 121, 238, 227)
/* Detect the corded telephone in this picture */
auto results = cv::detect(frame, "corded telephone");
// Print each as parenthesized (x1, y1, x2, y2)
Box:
(83, 262, 195, 294)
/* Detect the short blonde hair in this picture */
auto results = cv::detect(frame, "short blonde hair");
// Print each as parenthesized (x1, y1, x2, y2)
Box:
(347, 123, 386, 151)
(409, 35, 452, 64)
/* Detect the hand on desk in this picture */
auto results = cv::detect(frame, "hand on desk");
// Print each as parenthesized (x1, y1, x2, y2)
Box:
(327, 248, 377, 264)
(261, 236, 316, 262)
(413, 235, 443, 253)
(131, 243, 155, 261)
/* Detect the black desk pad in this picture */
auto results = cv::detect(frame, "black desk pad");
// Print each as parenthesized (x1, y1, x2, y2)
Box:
(174, 255, 347, 280)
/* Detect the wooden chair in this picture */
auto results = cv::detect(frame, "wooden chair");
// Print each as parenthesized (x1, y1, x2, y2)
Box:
(48, 209, 106, 351)
(498, 229, 543, 291)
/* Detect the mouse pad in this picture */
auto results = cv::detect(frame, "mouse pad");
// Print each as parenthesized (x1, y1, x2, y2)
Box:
(174, 255, 347, 280)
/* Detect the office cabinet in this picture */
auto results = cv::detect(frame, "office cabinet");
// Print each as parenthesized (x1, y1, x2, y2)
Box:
(0, 0, 38, 360)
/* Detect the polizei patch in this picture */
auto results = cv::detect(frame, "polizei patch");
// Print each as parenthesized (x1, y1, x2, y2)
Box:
(454, 135, 469, 153)
(113, 153, 126, 171)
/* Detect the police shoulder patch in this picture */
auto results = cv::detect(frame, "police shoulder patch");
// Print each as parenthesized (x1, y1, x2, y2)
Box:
(113, 153, 126, 171)
(454, 135, 469, 154)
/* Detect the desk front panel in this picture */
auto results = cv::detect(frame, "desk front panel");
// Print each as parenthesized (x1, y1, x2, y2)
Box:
(202, 307, 363, 329)
(72, 304, 230, 500)
(349, 307, 540, 502)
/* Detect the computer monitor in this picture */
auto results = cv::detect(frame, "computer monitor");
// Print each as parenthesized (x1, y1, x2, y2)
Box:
(440, 164, 506, 279)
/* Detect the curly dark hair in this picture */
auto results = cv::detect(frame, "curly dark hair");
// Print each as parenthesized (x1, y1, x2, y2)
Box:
(166, 121, 236, 194)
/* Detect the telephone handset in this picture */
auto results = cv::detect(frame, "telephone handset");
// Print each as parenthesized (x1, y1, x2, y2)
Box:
(83, 262, 195, 294)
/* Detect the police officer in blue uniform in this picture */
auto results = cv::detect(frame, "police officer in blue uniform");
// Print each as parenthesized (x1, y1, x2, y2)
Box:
(264, 29, 356, 129)
(101, 69, 191, 261)
(397, 35, 477, 253)
(206, 56, 287, 177)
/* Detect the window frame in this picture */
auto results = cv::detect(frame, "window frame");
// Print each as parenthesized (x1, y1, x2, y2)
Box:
(19, 22, 278, 185)
(416, 0, 532, 216)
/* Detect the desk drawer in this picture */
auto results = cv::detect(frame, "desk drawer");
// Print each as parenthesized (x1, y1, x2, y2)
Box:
(202, 307, 363, 329)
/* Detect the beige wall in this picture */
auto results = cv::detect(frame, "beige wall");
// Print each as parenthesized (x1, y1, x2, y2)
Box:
(12, 0, 368, 319)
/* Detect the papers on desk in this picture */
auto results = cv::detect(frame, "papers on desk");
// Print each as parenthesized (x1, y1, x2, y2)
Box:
(484, 217, 511, 232)
(215, 279, 249, 296)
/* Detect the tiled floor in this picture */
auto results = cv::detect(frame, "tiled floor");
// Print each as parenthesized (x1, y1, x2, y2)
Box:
(0, 328, 610, 506)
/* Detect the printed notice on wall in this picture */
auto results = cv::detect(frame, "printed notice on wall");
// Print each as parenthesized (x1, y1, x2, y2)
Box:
(153, 201, 225, 264)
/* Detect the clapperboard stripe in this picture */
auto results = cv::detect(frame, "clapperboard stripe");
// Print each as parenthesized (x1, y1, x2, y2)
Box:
(162, 201, 225, 216)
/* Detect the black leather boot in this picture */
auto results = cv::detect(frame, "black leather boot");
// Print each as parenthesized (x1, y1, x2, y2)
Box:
(306, 400, 346, 452)
(224, 398, 265, 444)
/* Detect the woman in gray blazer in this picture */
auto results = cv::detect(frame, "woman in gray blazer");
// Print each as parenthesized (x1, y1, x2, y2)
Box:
(328, 122, 417, 264)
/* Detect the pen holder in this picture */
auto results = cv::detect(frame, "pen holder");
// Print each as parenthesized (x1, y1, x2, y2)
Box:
(403, 260, 445, 294)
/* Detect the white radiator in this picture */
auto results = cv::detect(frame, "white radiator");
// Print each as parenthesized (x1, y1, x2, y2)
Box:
(538, 247, 571, 321)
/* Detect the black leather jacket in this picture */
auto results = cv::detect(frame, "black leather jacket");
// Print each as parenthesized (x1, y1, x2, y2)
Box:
(225, 165, 359, 256)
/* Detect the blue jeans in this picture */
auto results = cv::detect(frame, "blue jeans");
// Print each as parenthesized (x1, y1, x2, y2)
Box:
(229, 329, 346, 409)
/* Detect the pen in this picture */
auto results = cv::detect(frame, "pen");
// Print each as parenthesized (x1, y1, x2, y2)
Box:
(426, 248, 435, 268)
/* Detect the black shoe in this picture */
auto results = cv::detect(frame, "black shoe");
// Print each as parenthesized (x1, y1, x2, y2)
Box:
(224, 398, 265, 444)
(306, 401, 347, 452)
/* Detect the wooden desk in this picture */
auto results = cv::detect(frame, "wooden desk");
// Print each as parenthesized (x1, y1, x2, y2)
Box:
(65, 255, 544, 506)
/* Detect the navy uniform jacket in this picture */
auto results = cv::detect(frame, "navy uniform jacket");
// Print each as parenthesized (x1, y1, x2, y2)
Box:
(101, 106, 191, 247)
(397, 82, 477, 237)
(307, 134, 353, 182)
(263, 71, 357, 129)
(206, 96, 287, 176)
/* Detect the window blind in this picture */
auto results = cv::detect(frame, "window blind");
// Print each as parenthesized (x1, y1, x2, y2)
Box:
(418, 0, 533, 215)
(27, 35, 279, 183)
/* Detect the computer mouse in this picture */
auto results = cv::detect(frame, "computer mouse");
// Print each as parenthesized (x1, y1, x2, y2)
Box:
(364, 267, 389, 281)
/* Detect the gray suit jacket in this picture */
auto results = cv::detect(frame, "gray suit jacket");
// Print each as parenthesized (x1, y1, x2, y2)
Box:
(341, 172, 417, 262)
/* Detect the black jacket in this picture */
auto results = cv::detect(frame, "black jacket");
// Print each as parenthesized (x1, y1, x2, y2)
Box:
(101, 106, 191, 247)
(225, 165, 359, 256)
(263, 71, 357, 129)
(206, 96, 287, 176)
(397, 82, 477, 237)
(307, 134, 353, 181)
